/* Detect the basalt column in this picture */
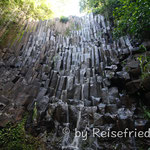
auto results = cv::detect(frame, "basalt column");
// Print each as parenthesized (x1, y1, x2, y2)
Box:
(0, 14, 149, 150)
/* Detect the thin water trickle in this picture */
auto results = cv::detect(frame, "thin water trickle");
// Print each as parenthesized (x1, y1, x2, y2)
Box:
(62, 102, 70, 147)
(62, 103, 84, 150)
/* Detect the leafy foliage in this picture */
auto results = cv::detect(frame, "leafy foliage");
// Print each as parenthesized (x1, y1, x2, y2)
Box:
(0, 0, 53, 24)
(113, 0, 150, 39)
(0, 0, 53, 48)
(60, 16, 69, 23)
(143, 106, 150, 119)
(80, 0, 120, 21)
(0, 116, 40, 150)
(64, 27, 71, 36)
(79, 0, 150, 40)
(137, 50, 150, 80)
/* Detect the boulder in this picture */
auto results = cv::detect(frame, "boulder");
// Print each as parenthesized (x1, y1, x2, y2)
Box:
(126, 79, 141, 94)
(37, 96, 50, 117)
(116, 71, 130, 81)
(126, 60, 139, 69)
(91, 96, 101, 106)
(54, 101, 69, 123)
(97, 103, 106, 114)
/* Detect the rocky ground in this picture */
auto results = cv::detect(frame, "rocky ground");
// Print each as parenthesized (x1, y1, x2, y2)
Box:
(0, 13, 150, 150)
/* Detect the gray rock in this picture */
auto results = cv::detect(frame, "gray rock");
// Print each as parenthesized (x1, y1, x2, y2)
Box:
(37, 88, 47, 100)
(108, 87, 119, 97)
(106, 104, 117, 114)
(135, 119, 148, 130)
(127, 60, 139, 69)
(94, 113, 104, 126)
(37, 96, 50, 118)
(116, 71, 130, 80)
(73, 84, 81, 100)
(97, 103, 106, 114)
(54, 101, 68, 123)
(91, 96, 101, 106)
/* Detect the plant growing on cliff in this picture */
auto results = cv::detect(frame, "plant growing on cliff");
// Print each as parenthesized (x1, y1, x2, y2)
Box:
(0, 115, 40, 150)
(65, 27, 71, 36)
(137, 50, 150, 80)
(60, 16, 69, 23)
(143, 107, 150, 119)
(32, 101, 38, 124)
(70, 22, 81, 31)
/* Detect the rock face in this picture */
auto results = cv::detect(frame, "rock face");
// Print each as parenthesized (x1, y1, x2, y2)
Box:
(0, 14, 149, 149)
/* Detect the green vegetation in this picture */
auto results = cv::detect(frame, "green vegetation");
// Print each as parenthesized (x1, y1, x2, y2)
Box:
(143, 106, 150, 119)
(70, 22, 81, 31)
(0, 0, 53, 48)
(140, 101, 150, 119)
(80, 0, 120, 22)
(64, 27, 71, 36)
(32, 102, 37, 124)
(60, 16, 69, 23)
(137, 47, 150, 79)
(138, 44, 147, 53)
(113, 0, 150, 39)
(79, 0, 150, 40)
(0, 0, 53, 24)
(0, 115, 40, 150)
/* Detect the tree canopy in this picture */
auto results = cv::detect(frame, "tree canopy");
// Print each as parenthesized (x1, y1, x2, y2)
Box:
(0, 0, 53, 24)
(79, 0, 150, 40)
(0, 0, 53, 48)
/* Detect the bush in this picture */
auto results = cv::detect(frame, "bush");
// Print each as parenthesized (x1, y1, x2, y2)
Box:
(137, 48, 150, 80)
(60, 16, 69, 23)
(113, 0, 150, 40)
(79, 0, 150, 40)
(0, 115, 40, 150)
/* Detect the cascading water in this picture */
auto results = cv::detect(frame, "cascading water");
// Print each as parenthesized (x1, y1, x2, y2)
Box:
(62, 103, 84, 150)
(0, 13, 149, 150)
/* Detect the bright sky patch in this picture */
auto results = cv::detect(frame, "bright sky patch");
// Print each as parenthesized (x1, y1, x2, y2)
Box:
(48, 0, 85, 18)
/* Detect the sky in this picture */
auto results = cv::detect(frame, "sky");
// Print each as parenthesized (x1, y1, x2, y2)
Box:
(48, 0, 85, 18)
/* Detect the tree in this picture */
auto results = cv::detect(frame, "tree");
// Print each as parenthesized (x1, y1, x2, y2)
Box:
(0, 0, 53, 48)
(79, 0, 150, 40)
(113, 0, 150, 40)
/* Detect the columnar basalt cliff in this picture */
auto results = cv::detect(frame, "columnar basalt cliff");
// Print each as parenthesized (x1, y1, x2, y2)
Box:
(0, 14, 149, 149)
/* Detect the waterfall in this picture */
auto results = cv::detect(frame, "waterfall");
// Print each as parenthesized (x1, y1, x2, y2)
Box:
(0, 13, 147, 150)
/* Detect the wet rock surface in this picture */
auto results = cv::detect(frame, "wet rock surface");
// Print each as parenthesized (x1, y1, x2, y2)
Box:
(0, 13, 149, 149)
